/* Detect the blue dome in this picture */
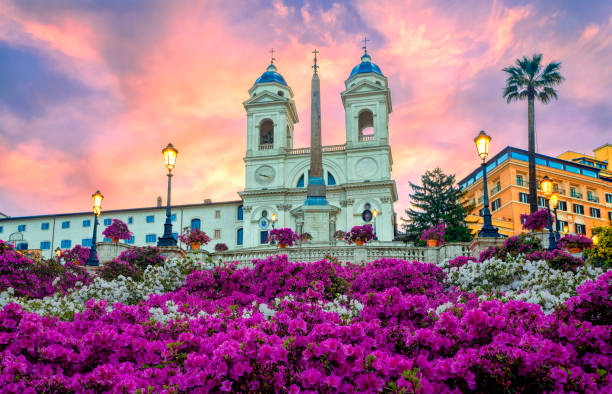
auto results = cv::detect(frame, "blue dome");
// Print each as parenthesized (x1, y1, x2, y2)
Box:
(254, 63, 287, 86)
(348, 53, 383, 79)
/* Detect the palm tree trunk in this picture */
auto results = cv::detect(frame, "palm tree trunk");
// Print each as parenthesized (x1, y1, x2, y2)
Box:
(527, 93, 537, 214)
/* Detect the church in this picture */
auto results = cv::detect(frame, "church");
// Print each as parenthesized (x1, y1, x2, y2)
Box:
(0, 48, 398, 255)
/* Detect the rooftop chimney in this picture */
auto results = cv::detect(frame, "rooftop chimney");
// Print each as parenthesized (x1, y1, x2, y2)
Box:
(157, 196, 162, 207)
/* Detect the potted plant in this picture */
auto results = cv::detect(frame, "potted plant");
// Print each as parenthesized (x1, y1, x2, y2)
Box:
(421, 223, 446, 247)
(178, 226, 211, 250)
(214, 243, 228, 252)
(333, 230, 346, 241)
(345, 225, 375, 246)
(102, 219, 132, 243)
(557, 234, 593, 254)
(520, 209, 552, 232)
(267, 228, 299, 248)
(300, 232, 313, 243)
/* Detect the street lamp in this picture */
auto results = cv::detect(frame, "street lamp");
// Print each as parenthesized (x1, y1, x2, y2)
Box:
(372, 209, 379, 240)
(85, 190, 104, 266)
(540, 176, 557, 250)
(270, 213, 277, 245)
(550, 193, 561, 240)
(158, 143, 178, 247)
(592, 234, 601, 267)
(474, 130, 499, 237)
(55, 247, 61, 261)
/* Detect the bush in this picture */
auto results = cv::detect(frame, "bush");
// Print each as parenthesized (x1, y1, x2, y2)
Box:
(98, 260, 142, 281)
(60, 245, 91, 265)
(526, 250, 584, 272)
(478, 233, 541, 262)
(116, 246, 165, 272)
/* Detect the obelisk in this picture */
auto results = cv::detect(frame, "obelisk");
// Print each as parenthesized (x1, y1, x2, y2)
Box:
(305, 49, 327, 206)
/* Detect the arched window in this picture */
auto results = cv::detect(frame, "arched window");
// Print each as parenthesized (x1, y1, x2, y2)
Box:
(190, 218, 201, 230)
(358, 110, 374, 139)
(327, 171, 336, 186)
(236, 228, 243, 245)
(297, 174, 305, 188)
(237, 205, 243, 221)
(259, 119, 274, 145)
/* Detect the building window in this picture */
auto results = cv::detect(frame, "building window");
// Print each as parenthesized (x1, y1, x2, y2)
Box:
(125, 235, 135, 244)
(146, 234, 156, 243)
(328, 172, 336, 186)
(557, 201, 567, 212)
(570, 187, 582, 199)
(573, 204, 584, 215)
(358, 109, 374, 138)
(237, 228, 243, 245)
(103, 218, 112, 226)
(61, 221, 70, 229)
(605, 193, 612, 204)
(516, 175, 524, 186)
(297, 174, 305, 188)
(170, 213, 177, 221)
(17, 224, 26, 232)
(491, 198, 501, 211)
(103, 237, 111, 243)
(190, 218, 201, 230)
(260, 230, 269, 244)
(558, 221, 568, 233)
(172, 232, 178, 240)
(60, 240, 72, 249)
(538, 196, 546, 208)
(575, 223, 586, 235)
(83, 219, 91, 227)
(215, 210, 221, 219)
(146, 215, 155, 223)
(128, 216, 133, 224)
(82, 238, 92, 247)
(214, 229, 221, 239)
(237, 205, 243, 221)
(590, 207, 601, 218)
(519, 192, 529, 204)
(40, 241, 50, 250)
(17, 243, 28, 250)
(259, 119, 274, 145)
(609, 211, 612, 222)
(0, 226, 3, 233)
(39, 222, 49, 230)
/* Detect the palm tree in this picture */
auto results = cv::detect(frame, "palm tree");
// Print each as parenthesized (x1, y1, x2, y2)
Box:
(503, 54, 564, 214)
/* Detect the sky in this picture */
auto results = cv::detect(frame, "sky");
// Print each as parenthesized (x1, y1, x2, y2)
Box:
(0, 0, 610, 218)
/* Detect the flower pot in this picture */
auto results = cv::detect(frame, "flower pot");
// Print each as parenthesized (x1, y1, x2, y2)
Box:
(111, 237, 119, 244)
(533, 227, 544, 232)
(278, 243, 287, 249)
(568, 247, 581, 253)
(191, 242, 201, 251)
(354, 239, 364, 246)
(427, 239, 439, 247)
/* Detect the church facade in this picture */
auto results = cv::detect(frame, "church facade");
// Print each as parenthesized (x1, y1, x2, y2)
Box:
(0, 50, 398, 256)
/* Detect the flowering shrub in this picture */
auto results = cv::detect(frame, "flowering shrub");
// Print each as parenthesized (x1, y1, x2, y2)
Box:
(101, 218, 132, 240)
(0, 241, 90, 299)
(420, 222, 445, 242)
(333, 230, 346, 240)
(478, 233, 541, 262)
(60, 245, 90, 265)
(0, 254, 609, 392)
(526, 250, 584, 272)
(448, 255, 477, 268)
(344, 224, 375, 244)
(521, 208, 552, 230)
(557, 234, 593, 250)
(178, 226, 211, 245)
(267, 228, 299, 246)
(98, 259, 142, 281)
(117, 246, 165, 272)
(214, 243, 228, 252)
(300, 232, 312, 241)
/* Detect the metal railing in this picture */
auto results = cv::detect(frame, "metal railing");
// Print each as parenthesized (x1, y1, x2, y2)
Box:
(587, 195, 599, 202)
(570, 191, 583, 199)
(490, 184, 501, 195)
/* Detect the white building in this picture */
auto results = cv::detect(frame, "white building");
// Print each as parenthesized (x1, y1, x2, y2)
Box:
(0, 50, 398, 258)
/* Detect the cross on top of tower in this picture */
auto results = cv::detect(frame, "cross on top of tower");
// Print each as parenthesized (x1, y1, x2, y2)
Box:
(362, 36, 369, 54)
(312, 48, 319, 74)
(269, 48, 275, 64)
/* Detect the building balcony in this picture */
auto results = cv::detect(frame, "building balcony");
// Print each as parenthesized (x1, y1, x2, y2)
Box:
(587, 195, 599, 202)
(570, 191, 583, 199)
(358, 134, 375, 142)
(553, 187, 566, 196)
(490, 185, 501, 195)
(259, 144, 274, 151)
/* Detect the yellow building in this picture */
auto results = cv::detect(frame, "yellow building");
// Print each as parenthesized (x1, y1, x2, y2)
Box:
(459, 145, 612, 237)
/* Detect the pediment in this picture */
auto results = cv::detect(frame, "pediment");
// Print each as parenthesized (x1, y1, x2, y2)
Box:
(243, 91, 287, 105)
(343, 80, 386, 95)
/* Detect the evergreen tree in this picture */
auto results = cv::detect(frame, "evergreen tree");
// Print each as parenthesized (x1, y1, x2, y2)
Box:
(403, 168, 473, 242)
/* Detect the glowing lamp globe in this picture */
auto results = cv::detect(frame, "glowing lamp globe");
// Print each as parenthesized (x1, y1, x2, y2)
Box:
(592, 235, 599, 246)
(55, 247, 61, 257)
(373, 209, 378, 218)
(474, 130, 491, 161)
(92, 190, 103, 216)
(271, 213, 277, 222)
(540, 176, 553, 198)
(162, 143, 178, 172)
(550, 193, 558, 209)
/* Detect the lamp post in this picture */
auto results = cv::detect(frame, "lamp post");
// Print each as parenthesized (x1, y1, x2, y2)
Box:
(592, 234, 601, 267)
(270, 213, 277, 245)
(550, 192, 561, 240)
(55, 247, 61, 262)
(540, 176, 557, 251)
(372, 209, 378, 240)
(474, 131, 500, 238)
(158, 143, 178, 247)
(85, 190, 104, 266)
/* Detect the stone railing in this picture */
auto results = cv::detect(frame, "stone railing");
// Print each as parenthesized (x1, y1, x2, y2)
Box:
(286, 144, 346, 156)
(94, 241, 474, 267)
(358, 134, 375, 142)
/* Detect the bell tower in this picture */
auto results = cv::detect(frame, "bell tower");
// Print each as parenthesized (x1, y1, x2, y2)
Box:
(340, 44, 392, 148)
(243, 54, 298, 158)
